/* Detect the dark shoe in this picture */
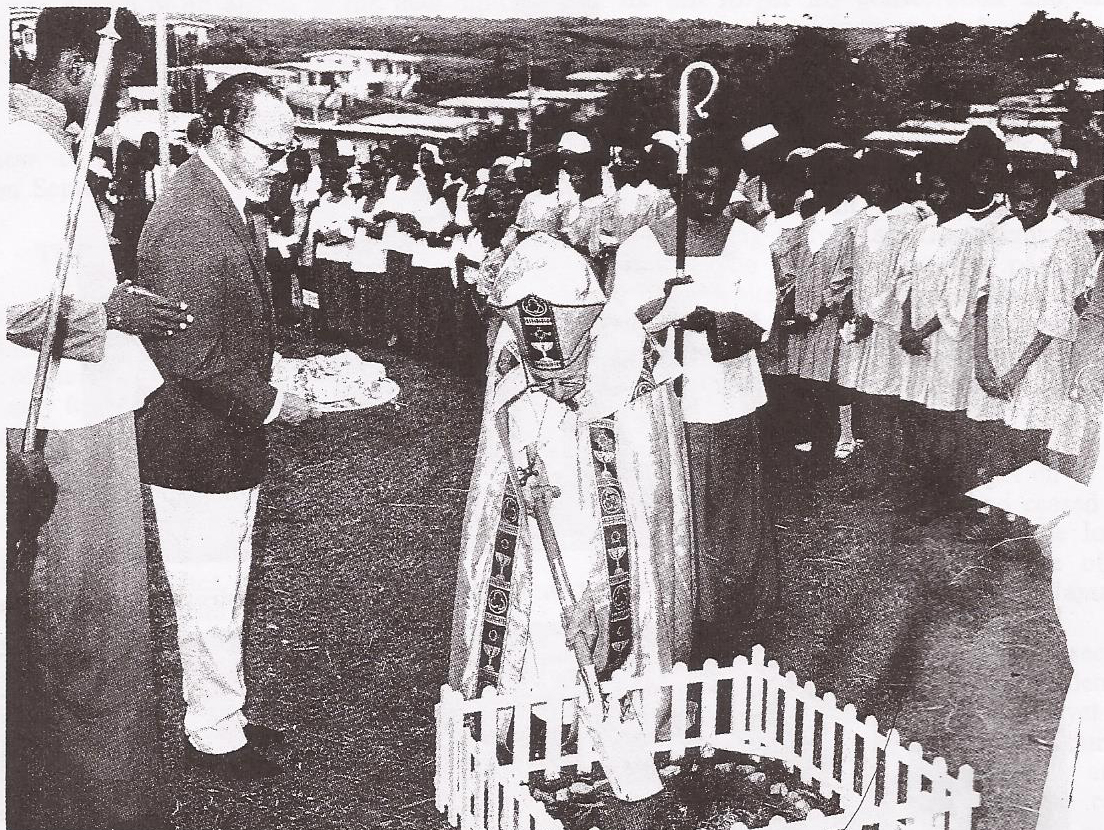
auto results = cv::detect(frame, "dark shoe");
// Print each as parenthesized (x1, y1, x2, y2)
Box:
(184, 741, 282, 780)
(244, 722, 287, 749)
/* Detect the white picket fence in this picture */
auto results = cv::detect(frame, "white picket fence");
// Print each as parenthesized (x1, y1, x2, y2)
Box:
(435, 646, 980, 830)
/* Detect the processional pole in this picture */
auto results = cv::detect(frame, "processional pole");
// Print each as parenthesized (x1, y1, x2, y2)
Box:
(156, 11, 171, 190)
(672, 61, 720, 397)
(526, 43, 535, 152)
(22, 8, 121, 453)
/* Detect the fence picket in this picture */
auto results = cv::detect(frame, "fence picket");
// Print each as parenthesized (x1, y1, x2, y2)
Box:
(879, 729, 902, 830)
(513, 694, 532, 781)
(543, 695, 564, 779)
(780, 671, 799, 766)
(906, 741, 925, 803)
(670, 662, 689, 760)
(799, 681, 817, 786)
(950, 765, 978, 830)
(764, 660, 781, 754)
(860, 714, 879, 813)
(818, 692, 838, 798)
(732, 655, 750, 741)
(701, 658, 719, 748)
(840, 703, 858, 796)
(749, 651, 766, 747)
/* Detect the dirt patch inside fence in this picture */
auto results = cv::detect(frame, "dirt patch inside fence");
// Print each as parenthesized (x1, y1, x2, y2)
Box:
(146, 325, 1068, 830)
(537, 750, 842, 830)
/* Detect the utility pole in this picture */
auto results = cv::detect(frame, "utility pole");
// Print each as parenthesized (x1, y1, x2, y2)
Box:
(526, 43, 535, 152)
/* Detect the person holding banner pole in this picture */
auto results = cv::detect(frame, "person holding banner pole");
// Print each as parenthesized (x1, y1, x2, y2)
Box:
(4, 8, 189, 829)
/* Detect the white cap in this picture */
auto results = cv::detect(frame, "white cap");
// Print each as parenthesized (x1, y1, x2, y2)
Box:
(508, 157, 532, 171)
(419, 142, 442, 165)
(741, 123, 779, 152)
(786, 147, 815, 162)
(558, 131, 592, 154)
(493, 155, 515, 168)
(1006, 133, 1055, 155)
(648, 130, 679, 152)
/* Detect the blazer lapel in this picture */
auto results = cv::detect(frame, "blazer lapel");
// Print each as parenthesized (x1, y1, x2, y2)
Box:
(190, 159, 277, 343)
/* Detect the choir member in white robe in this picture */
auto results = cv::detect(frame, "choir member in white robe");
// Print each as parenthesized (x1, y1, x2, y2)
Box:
(787, 147, 865, 475)
(895, 148, 993, 524)
(963, 159, 1093, 543)
(837, 150, 923, 492)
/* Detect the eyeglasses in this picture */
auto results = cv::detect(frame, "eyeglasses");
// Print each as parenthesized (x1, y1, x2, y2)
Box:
(222, 125, 290, 166)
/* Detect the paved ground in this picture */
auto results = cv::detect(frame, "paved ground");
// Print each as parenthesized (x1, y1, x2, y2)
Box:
(149, 331, 1068, 829)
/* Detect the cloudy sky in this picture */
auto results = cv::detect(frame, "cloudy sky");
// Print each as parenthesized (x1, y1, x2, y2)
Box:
(125, 0, 1092, 28)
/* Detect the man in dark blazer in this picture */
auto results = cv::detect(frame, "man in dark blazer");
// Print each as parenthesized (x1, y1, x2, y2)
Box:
(135, 74, 317, 781)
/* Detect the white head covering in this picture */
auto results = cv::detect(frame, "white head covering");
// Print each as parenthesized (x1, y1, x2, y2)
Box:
(493, 155, 515, 168)
(419, 142, 443, 166)
(558, 131, 592, 154)
(786, 147, 815, 162)
(741, 123, 779, 152)
(648, 130, 680, 153)
(492, 234, 605, 307)
(1006, 133, 1056, 156)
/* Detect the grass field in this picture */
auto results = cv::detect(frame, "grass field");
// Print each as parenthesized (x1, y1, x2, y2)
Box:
(147, 326, 1069, 830)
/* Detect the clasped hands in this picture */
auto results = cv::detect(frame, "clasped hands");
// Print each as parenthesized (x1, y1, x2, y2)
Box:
(898, 323, 929, 356)
(103, 280, 192, 339)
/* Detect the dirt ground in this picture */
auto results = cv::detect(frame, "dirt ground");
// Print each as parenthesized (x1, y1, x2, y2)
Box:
(147, 330, 1068, 830)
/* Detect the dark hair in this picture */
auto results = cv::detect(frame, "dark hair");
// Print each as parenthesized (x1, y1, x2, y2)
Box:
(193, 73, 283, 146)
(35, 7, 144, 67)
(917, 146, 964, 186)
(861, 149, 915, 205)
(958, 126, 1007, 166)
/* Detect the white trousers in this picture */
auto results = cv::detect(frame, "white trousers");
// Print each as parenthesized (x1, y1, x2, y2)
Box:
(150, 485, 259, 754)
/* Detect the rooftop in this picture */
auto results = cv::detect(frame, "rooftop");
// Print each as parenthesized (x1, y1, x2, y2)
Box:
(171, 64, 297, 78)
(437, 97, 546, 111)
(138, 16, 214, 28)
(9, 6, 41, 22)
(566, 69, 642, 82)
(1051, 78, 1104, 94)
(507, 89, 607, 102)
(863, 130, 960, 148)
(304, 49, 425, 64)
(357, 113, 483, 129)
(274, 61, 357, 74)
(295, 120, 464, 140)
